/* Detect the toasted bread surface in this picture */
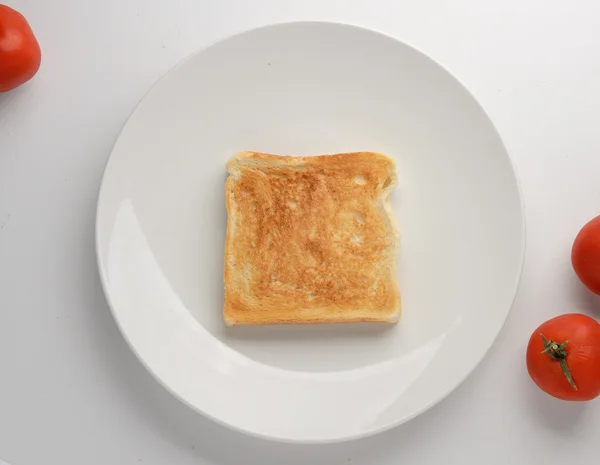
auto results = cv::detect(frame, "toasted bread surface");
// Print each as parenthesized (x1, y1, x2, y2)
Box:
(224, 151, 400, 325)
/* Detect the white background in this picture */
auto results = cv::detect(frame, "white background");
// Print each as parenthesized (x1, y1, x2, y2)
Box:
(1, 0, 600, 464)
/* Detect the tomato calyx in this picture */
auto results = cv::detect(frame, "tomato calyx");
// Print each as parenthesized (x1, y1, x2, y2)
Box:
(540, 334, 577, 390)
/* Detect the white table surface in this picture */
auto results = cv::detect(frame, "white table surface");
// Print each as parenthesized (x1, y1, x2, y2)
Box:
(1, 0, 600, 463)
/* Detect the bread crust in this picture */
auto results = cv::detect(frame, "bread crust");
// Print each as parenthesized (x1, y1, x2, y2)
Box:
(224, 151, 400, 325)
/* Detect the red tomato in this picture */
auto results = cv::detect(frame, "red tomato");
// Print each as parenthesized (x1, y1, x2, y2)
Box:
(572, 216, 600, 294)
(526, 314, 600, 401)
(0, 5, 41, 92)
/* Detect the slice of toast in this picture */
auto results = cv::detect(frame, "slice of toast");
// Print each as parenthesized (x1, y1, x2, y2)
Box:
(224, 151, 400, 325)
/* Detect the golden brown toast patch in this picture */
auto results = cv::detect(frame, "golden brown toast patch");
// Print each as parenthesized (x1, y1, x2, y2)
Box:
(224, 151, 400, 325)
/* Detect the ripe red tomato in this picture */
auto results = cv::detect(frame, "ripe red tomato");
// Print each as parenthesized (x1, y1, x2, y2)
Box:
(526, 314, 600, 401)
(0, 5, 41, 92)
(572, 216, 600, 294)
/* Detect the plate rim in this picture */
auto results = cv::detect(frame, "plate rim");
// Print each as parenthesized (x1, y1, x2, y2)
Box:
(95, 20, 526, 444)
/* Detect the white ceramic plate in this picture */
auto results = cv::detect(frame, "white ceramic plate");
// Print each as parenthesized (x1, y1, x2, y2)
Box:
(96, 22, 524, 443)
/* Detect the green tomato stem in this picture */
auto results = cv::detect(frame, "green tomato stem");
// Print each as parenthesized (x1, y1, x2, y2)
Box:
(540, 334, 577, 390)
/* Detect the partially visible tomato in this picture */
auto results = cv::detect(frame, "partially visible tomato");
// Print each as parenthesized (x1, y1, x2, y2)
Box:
(572, 216, 600, 294)
(0, 5, 41, 92)
(526, 314, 600, 401)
